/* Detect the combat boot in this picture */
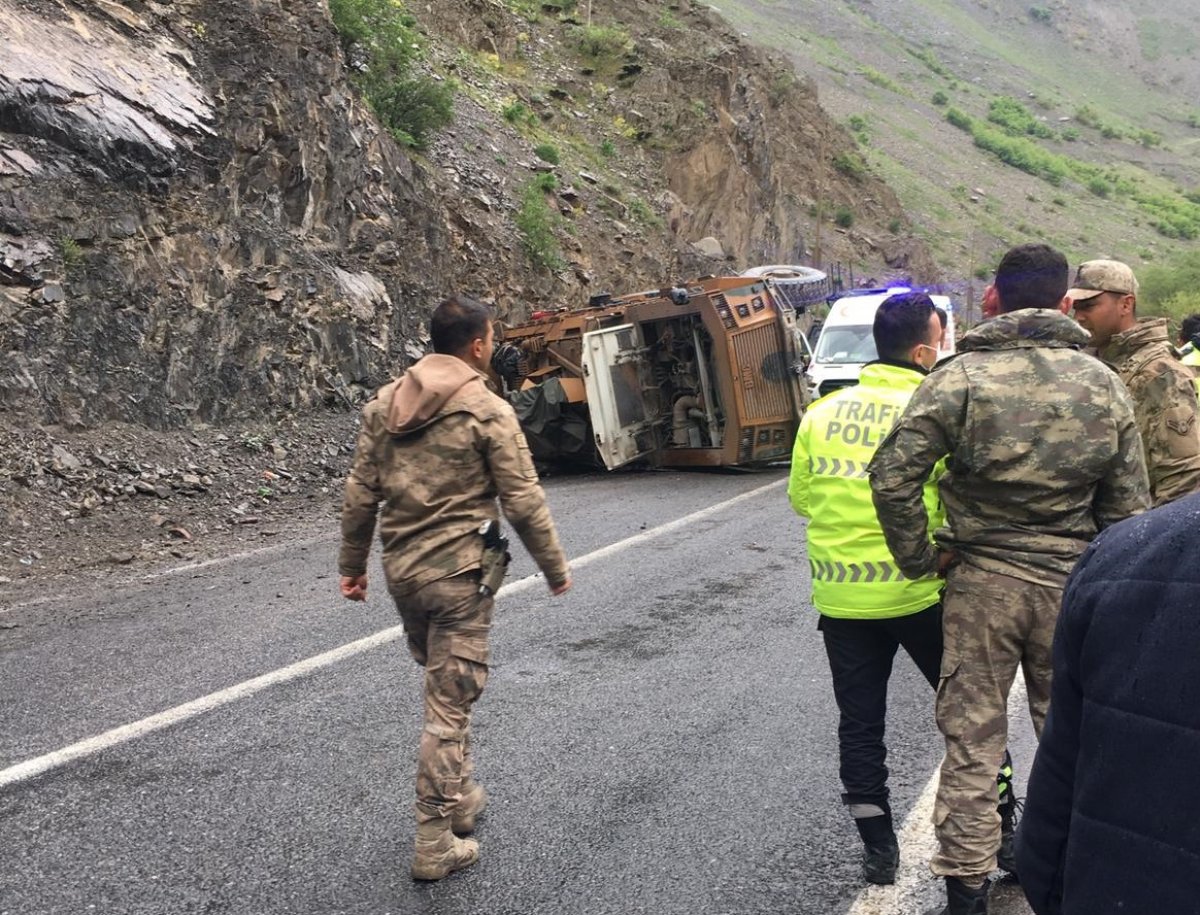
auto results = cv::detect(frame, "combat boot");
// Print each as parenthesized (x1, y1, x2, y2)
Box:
(996, 756, 1020, 878)
(451, 780, 488, 835)
(925, 877, 989, 915)
(854, 813, 900, 885)
(411, 817, 479, 881)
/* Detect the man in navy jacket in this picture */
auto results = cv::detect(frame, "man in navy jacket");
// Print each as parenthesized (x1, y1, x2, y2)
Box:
(1016, 493, 1200, 914)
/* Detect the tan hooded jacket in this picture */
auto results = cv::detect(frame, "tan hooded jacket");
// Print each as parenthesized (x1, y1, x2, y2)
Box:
(339, 354, 569, 594)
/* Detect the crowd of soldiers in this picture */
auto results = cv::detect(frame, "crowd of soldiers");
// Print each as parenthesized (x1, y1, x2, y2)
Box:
(791, 245, 1200, 915)
(334, 245, 1199, 912)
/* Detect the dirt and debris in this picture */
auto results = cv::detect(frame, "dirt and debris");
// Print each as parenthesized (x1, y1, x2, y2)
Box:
(0, 411, 357, 602)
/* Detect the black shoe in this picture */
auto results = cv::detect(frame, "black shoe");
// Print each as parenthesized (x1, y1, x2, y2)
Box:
(855, 814, 900, 885)
(924, 876, 990, 915)
(996, 757, 1021, 879)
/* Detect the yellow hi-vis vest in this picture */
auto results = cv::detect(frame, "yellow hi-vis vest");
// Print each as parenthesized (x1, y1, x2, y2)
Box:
(1182, 346, 1200, 397)
(788, 361, 944, 618)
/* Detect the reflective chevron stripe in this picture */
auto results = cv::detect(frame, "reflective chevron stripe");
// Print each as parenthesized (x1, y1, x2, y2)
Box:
(811, 559, 905, 583)
(808, 456, 870, 478)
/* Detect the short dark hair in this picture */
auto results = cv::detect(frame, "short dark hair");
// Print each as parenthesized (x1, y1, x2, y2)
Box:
(875, 292, 936, 362)
(993, 244, 1068, 312)
(934, 305, 948, 330)
(1180, 313, 1200, 347)
(431, 294, 492, 355)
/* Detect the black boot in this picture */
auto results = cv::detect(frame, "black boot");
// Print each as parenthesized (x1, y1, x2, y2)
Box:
(996, 754, 1020, 878)
(854, 813, 900, 885)
(924, 876, 989, 915)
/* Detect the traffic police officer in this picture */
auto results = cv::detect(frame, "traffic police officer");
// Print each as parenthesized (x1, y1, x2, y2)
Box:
(788, 292, 945, 886)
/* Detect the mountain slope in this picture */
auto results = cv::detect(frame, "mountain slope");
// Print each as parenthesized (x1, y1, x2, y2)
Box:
(716, 0, 1200, 316)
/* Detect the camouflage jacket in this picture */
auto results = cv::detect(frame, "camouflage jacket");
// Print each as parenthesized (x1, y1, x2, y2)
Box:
(868, 309, 1150, 586)
(339, 354, 570, 594)
(1099, 318, 1200, 506)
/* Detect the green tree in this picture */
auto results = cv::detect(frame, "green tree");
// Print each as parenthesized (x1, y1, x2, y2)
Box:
(1140, 252, 1200, 320)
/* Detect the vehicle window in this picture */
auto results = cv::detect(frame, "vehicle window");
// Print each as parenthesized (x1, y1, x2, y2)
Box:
(814, 324, 877, 364)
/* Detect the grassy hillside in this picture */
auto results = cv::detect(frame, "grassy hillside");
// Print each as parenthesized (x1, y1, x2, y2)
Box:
(715, 0, 1200, 317)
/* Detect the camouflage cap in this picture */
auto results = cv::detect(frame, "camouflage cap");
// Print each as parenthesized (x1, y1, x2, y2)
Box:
(1067, 259, 1139, 302)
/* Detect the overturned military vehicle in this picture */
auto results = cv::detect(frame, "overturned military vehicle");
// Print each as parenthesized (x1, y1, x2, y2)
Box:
(494, 269, 827, 470)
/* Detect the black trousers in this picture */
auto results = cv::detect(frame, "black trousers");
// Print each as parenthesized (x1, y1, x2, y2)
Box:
(819, 602, 943, 810)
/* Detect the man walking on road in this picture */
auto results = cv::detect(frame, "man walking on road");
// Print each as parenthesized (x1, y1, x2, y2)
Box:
(339, 294, 572, 881)
(789, 293, 947, 886)
(1069, 259, 1200, 505)
(868, 244, 1151, 915)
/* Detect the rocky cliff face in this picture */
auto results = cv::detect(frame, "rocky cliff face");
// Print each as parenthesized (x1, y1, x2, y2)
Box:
(0, 0, 932, 433)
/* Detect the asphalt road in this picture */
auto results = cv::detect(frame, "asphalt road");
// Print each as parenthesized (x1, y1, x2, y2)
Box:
(1, 470, 1035, 915)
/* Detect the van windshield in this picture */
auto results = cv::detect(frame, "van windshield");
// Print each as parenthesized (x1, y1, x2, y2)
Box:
(814, 324, 877, 364)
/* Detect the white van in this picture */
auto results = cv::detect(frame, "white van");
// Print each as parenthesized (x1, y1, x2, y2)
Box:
(806, 288, 955, 400)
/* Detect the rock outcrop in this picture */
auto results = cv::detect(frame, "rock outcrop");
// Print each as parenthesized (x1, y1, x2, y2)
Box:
(0, 0, 933, 431)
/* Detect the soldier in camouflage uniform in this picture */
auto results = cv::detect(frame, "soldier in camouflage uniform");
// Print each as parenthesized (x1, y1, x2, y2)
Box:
(868, 245, 1151, 915)
(339, 294, 572, 881)
(1069, 259, 1200, 505)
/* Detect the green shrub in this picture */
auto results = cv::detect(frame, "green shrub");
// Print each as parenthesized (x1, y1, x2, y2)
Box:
(573, 24, 633, 62)
(833, 152, 868, 181)
(59, 235, 83, 268)
(503, 100, 533, 124)
(657, 9, 682, 29)
(504, 0, 543, 20)
(599, 139, 616, 157)
(516, 177, 566, 270)
(887, 217, 903, 233)
(931, 90, 949, 106)
(848, 114, 869, 133)
(834, 206, 854, 228)
(910, 47, 951, 78)
(1029, 6, 1052, 23)
(945, 107, 973, 131)
(1136, 194, 1200, 240)
(1087, 177, 1111, 198)
(627, 197, 662, 228)
(860, 67, 899, 92)
(368, 76, 456, 149)
(329, 0, 454, 149)
(1060, 126, 1080, 142)
(987, 97, 1054, 139)
(1140, 251, 1200, 316)
(1075, 105, 1103, 129)
(970, 123, 1067, 184)
(534, 143, 560, 164)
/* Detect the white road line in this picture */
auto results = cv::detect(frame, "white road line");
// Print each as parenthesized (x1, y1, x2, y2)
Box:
(847, 677, 1031, 915)
(1, 531, 334, 614)
(0, 477, 786, 790)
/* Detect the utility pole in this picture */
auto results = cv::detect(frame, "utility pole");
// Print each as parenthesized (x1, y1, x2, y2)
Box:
(812, 128, 826, 268)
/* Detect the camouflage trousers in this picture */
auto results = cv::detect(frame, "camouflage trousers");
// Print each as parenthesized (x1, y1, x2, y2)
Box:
(930, 562, 1061, 881)
(392, 572, 493, 824)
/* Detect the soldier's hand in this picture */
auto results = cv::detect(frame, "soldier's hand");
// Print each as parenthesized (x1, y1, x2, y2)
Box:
(550, 576, 572, 596)
(340, 574, 368, 601)
(936, 550, 960, 578)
